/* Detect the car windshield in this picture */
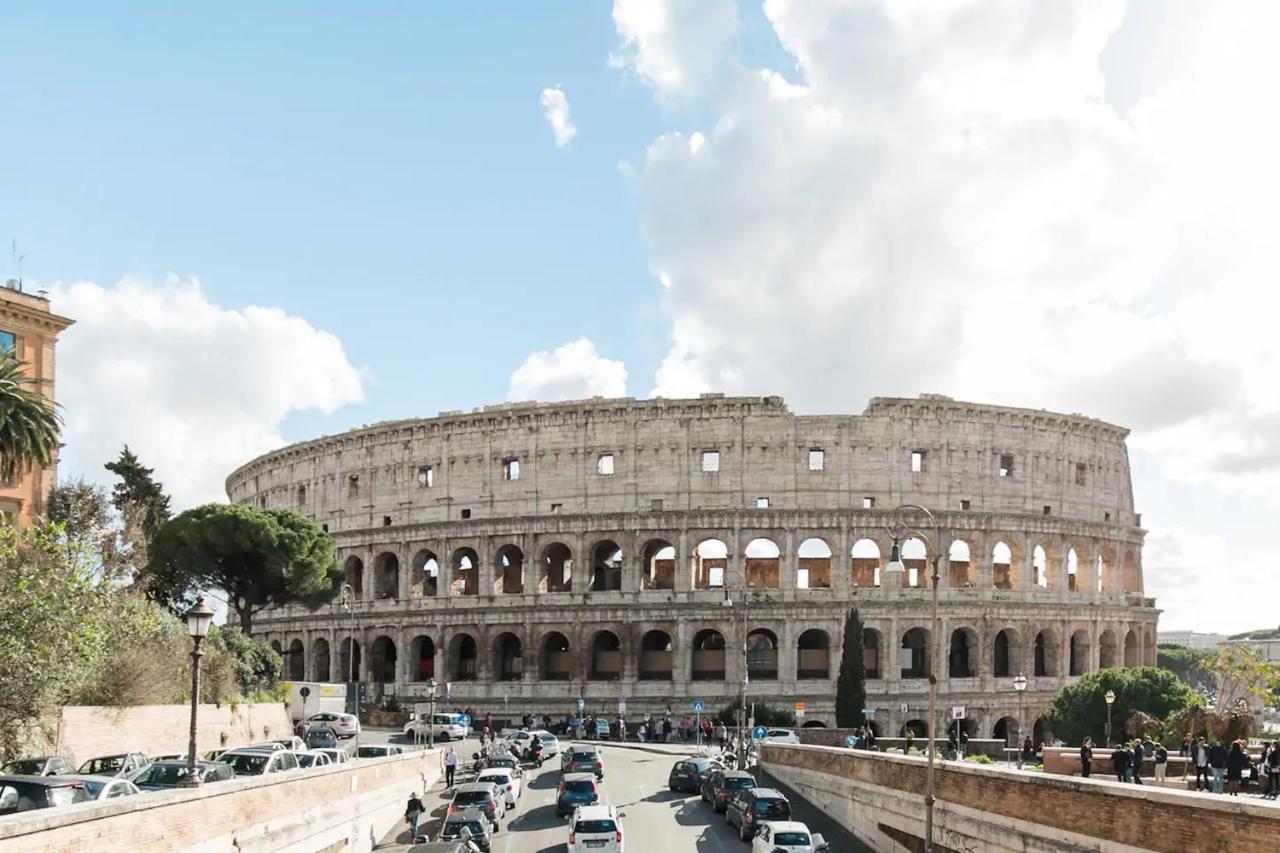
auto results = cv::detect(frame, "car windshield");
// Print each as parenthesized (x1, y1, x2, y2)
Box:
(563, 780, 595, 794)
(725, 777, 754, 789)
(756, 798, 790, 817)
(297, 755, 318, 767)
(775, 831, 811, 844)
(48, 786, 89, 808)
(221, 753, 269, 775)
(133, 764, 192, 786)
(356, 747, 385, 757)
(479, 773, 509, 784)
(453, 791, 490, 805)
(1, 760, 45, 774)
(80, 756, 125, 774)
(443, 820, 486, 836)
(574, 819, 617, 833)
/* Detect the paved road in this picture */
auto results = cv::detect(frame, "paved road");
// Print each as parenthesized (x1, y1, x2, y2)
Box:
(374, 739, 868, 852)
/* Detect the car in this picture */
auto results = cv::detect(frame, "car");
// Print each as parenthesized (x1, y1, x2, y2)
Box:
(297, 750, 333, 769)
(0, 756, 75, 777)
(500, 729, 532, 750)
(305, 712, 361, 739)
(593, 719, 611, 740)
(411, 844, 483, 853)
(437, 808, 494, 851)
(129, 760, 234, 790)
(0, 775, 91, 814)
(700, 769, 756, 812)
(562, 748, 604, 779)
(556, 772, 600, 818)
(476, 768, 519, 808)
(316, 747, 351, 765)
(481, 755, 522, 778)
(258, 736, 306, 752)
(529, 730, 560, 756)
(762, 728, 800, 745)
(76, 752, 151, 778)
(449, 781, 505, 827)
(668, 757, 723, 792)
(356, 744, 405, 759)
(248, 742, 288, 752)
(60, 775, 141, 801)
(726, 787, 792, 842)
(568, 803, 625, 852)
(203, 748, 233, 762)
(149, 753, 186, 763)
(405, 713, 469, 743)
(305, 727, 339, 749)
(217, 747, 300, 777)
(561, 743, 597, 770)
(752, 820, 829, 853)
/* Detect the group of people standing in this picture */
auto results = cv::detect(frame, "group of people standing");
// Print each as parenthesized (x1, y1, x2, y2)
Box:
(1077, 735, 1280, 797)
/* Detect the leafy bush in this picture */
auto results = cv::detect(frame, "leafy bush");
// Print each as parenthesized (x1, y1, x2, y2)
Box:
(965, 754, 993, 764)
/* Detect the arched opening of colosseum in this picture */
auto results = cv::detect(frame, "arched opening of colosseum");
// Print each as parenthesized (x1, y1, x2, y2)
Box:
(493, 632, 523, 681)
(312, 637, 330, 682)
(797, 629, 830, 679)
(903, 538, 929, 588)
(1034, 629, 1058, 677)
(410, 636, 435, 681)
(448, 633, 478, 681)
(797, 538, 832, 589)
(287, 638, 305, 681)
(413, 549, 439, 597)
(1097, 546, 1115, 592)
(692, 538, 728, 589)
(801, 720, 827, 728)
(1123, 629, 1138, 667)
(992, 541, 1014, 589)
(540, 632, 571, 681)
(1067, 548, 1079, 592)
(747, 628, 778, 680)
(590, 540, 623, 592)
(370, 636, 397, 683)
(343, 556, 364, 598)
(1033, 717, 1050, 747)
(642, 540, 675, 590)
(993, 628, 1021, 678)
(271, 639, 283, 656)
(639, 630, 673, 681)
(900, 719, 928, 738)
(863, 629, 882, 679)
(495, 545, 524, 594)
(1099, 629, 1119, 668)
(900, 628, 930, 678)
(851, 539, 881, 587)
(1122, 550, 1140, 593)
(992, 716, 1020, 747)
(743, 538, 779, 588)
(1070, 630, 1091, 676)
(948, 628, 977, 678)
(452, 548, 480, 596)
(338, 637, 361, 681)
(1032, 545, 1050, 588)
(375, 552, 400, 599)
(948, 540, 972, 587)
(692, 629, 727, 680)
(540, 542, 574, 593)
(591, 631, 622, 681)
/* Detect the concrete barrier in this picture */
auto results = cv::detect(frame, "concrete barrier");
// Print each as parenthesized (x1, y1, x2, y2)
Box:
(0, 748, 441, 853)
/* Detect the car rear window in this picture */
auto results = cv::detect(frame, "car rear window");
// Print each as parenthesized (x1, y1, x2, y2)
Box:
(2, 760, 45, 775)
(81, 756, 125, 774)
(775, 831, 811, 844)
(134, 764, 190, 786)
(48, 786, 90, 808)
(563, 779, 595, 794)
(755, 797, 790, 817)
(221, 753, 269, 775)
(574, 819, 617, 833)
(454, 790, 491, 805)
(443, 819, 486, 836)
(725, 777, 754, 789)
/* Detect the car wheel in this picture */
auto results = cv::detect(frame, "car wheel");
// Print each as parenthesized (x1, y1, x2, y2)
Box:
(669, 784, 678, 792)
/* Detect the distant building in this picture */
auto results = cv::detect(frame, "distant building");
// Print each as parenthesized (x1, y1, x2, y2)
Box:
(1158, 631, 1228, 650)
(0, 281, 73, 525)
(1224, 637, 1280, 664)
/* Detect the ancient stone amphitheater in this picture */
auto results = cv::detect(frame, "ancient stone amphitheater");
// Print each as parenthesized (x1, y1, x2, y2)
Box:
(229, 393, 1158, 742)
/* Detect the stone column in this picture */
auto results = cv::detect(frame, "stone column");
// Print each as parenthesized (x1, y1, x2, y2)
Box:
(675, 528, 691, 592)
(397, 545, 411, 600)
(834, 524, 851, 598)
(440, 538, 454, 599)
(975, 532, 993, 589)
(780, 529, 797, 590)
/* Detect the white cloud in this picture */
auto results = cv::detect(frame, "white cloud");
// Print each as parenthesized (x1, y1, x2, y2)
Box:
(50, 276, 364, 508)
(610, 0, 740, 103)
(539, 85, 577, 148)
(507, 338, 627, 402)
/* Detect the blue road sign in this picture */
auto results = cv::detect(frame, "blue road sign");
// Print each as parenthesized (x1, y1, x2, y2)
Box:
(691, 700, 705, 712)
(752, 725, 768, 741)
(862, 708, 875, 716)
(458, 714, 472, 727)
(845, 735, 858, 747)
(577, 698, 585, 711)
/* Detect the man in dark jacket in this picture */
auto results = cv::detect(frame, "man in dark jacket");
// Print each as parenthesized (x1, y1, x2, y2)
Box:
(1209, 742, 1228, 794)
(1111, 743, 1131, 783)
(1130, 740, 1144, 784)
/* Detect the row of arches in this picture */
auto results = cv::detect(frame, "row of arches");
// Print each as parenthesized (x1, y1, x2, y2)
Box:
(340, 536, 1143, 600)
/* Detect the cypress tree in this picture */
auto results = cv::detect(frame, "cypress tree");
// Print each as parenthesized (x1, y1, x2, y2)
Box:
(835, 606, 868, 728)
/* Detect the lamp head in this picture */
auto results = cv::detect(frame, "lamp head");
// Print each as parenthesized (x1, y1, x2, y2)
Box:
(1012, 673, 1027, 692)
(885, 540, 905, 575)
(1104, 689, 1116, 706)
(184, 596, 215, 639)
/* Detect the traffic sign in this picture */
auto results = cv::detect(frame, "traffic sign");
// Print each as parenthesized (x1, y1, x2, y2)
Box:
(691, 700, 705, 712)
(299, 686, 311, 699)
(861, 708, 874, 717)
(458, 713, 472, 727)
(951, 706, 966, 721)
(845, 735, 858, 747)
(794, 701, 805, 718)
(900, 703, 909, 714)
(577, 698, 585, 711)
(752, 725, 768, 741)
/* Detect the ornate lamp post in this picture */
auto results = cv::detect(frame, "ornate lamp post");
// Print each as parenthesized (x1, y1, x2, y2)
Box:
(1104, 689, 1116, 745)
(340, 582, 361, 751)
(1013, 673, 1028, 768)
(179, 596, 215, 787)
(884, 504, 943, 853)
(427, 678, 437, 749)
(720, 581, 750, 768)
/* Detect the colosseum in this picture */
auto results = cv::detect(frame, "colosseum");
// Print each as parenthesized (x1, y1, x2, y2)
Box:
(229, 393, 1158, 742)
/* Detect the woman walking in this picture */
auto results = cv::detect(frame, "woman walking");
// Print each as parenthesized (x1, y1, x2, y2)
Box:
(1079, 738, 1093, 778)
(1225, 740, 1249, 796)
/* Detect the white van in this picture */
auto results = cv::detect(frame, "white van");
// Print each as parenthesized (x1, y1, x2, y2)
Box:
(404, 712, 469, 742)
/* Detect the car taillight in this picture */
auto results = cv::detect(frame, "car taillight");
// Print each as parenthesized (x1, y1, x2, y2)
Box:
(447, 805, 456, 813)
(616, 830, 623, 842)
(594, 761, 602, 768)
(569, 831, 576, 844)
(506, 784, 512, 791)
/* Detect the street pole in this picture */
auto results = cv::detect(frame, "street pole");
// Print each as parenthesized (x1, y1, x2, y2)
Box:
(180, 597, 214, 787)
(429, 679, 436, 750)
(1104, 690, 1115, 747)
(341, 583, 360, 753)
(739, 587, 749, 768)
(1013, 673, 1027, 769)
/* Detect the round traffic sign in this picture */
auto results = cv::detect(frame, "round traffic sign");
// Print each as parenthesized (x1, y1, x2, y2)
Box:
(844, 735, 858, 747)
(299, 686, 310, 699)
(752, 725, 768, 741)
(458, 714, 472, 726)
(691, 700, 705, 712)
(577, 698, 585, 710)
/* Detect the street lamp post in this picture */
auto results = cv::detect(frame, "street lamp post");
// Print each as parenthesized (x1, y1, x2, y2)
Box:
(1013, 673, 1028, 769)
(884, 504, 944, 853)
(427, 678, 437, 750)
(720, 568, 753, 769)
(341, 583, 360, 751)
(1104, 689, 1116, 746)
(179, 596, 215, 787)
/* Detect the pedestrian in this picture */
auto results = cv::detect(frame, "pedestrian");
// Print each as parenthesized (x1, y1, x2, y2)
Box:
(1180, 735, 1191, 758)
(715, 722, 727, 750)
(1265, 740, 1280, 799)
(1153, 742, 1168, 784)
(638, 722, 647, 743)
(1111, 742, 1131, 783)
(866, 728, 877, 751)
(664, 717, 673, 743)
(1079, 738, 1093, 778)
(1226, 740, 1249, 797)
(404, 791, 425, 840)
(444, 746, 458, 788)
(1130, 739, 1144, 784)
(1192, 737, 1210, 790)
(1208, 740, 1228, 794)
(485, 712, 493, 733)
(1022, 736, 1034, 765)
(904, 731, 915, 755)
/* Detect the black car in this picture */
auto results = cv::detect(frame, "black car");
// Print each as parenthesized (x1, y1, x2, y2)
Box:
(668, 757, 722, 792)
(0, 775, 92, 815)
(0, 756, 75, 777)
(725, 786, 791, 841)
(129, 760, 235, 791)
(700, 768, 755, 812)
(305, 727, 339, 749)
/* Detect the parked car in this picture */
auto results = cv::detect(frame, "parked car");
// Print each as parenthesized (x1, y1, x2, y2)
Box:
(129, 760, 234, 791)
(257, 736, 306, 752)
(405, 713, 468, 743)
(752, 820, 829, 853)
(700, 768, 756, 812)
(413, 844, 482, 853)
(305, 727, 339, 749)
(0, 757, 75, 777)
(568, 803, 625, 853)
(449, 781, 505, 827)
(203, 748, 232, 762)
(0, 775, 91, 814)
(562, 748, 604, 779)
(437, 808, 494, 851)
(668, 757, 722, 792)
(556, 773, 600, 818)
(62, 775, 141, 801)
(593, 719, 611, 740)
(217, 747, 300, 777)
(356, 744, 404, 759)
(76, 752, 150, 778)
(149, 753, 186, 763)
(726, 787, 792, 841)
(762, 728, 800, 745)
(529, 731, 560, 757)
(316, 748, 351, 765)
(476, 768, 519, 808)
(305, 712, 361, 739)
(296, 750, 333, 769)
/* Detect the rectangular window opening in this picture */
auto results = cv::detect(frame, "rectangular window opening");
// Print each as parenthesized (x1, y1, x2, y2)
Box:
(503, 458, 520, 481)
(597, 453, 615, 476)
(460, 508, 471, 519)
(863, 496, 875, 509)
(808, 449, 825, 471)
(910, 450, 925, 473)
(1075, 462, 1087, 486)
(347, 475, 359, 497)
(1104, 511, 1111, 522)
(999, 454, 1014, 477)
(650, 498, 664, 512)
(1042, 505, 1052, 516)
(797, 568, 810, 589)
(550, 503, 562, 513)
(321, 523, 329, 533)
(701, 450, 720, 473)
(382, 515, 392, 527)
(960, 499, 970, 510)
(418, 465, 434, 488)
(756, 497, 770, 509)
(297, 485, 307, 506)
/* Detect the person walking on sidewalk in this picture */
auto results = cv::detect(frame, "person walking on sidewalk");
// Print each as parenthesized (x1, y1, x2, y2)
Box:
(444, 746, 458, 788)
(404, 792, 425, 840)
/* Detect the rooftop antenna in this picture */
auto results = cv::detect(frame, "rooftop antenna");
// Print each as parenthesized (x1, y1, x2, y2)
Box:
(9, 238, 24, 292)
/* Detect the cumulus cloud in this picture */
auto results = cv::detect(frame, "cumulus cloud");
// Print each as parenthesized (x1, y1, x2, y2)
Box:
(610, 0, 740, 103)
(50, 276, 364, 508)
(540, 85, 577, 148)
(507, 338, 627, 402)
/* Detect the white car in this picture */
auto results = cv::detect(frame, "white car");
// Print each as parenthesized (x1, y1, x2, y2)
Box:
(356, 744, 404, 759)
(752, 821, 829, 853)
(404, 713, 468, 742)
(316, 747, 350, 765)
(306, 712, 361, 739)
(569, 804, 624, 853)
(762, 728, 800, 745)
(65, 775, 141, 801)
(476, 767, 520, 808)
(530, 730, 560, 756)
(258, 736, 307, 752)
(296, 750, 332, 769)
(217, 747, 300, 777)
